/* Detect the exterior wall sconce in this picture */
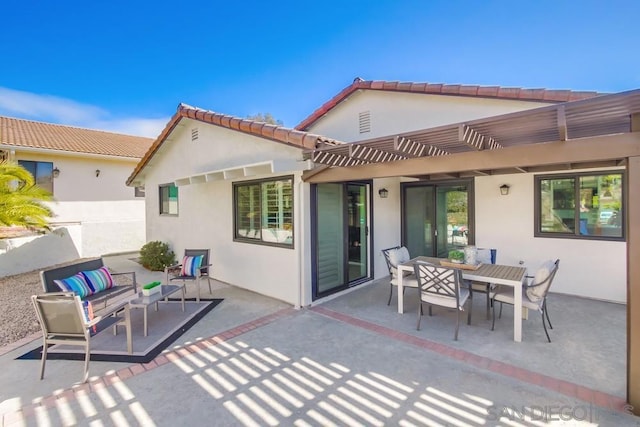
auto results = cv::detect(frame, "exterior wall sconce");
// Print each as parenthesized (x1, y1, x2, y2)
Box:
(500, 184, 510, 195)
(52, 167, 60, 178)
(378, 188, 389, 198)
(95, 169, 101, 177)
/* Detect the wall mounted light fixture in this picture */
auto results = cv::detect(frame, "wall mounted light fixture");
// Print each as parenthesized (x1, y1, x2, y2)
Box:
(95, 169, 101, 177)
(52, 167, 60, 178)
(500, 184, 510, 196)
(378, 188, 389, 198)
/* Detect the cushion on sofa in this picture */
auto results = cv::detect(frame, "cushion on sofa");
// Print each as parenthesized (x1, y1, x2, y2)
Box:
(54, 273, 94, 299)
(82, 266, 114, 293)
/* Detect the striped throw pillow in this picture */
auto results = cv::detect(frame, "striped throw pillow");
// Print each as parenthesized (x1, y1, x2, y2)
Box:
(82, 266, 115, 293)
(180, 255, 204, 277)
(54, 273, 94, 299)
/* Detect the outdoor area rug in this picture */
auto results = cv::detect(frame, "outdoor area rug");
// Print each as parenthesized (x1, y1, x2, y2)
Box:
(17, 297, 223, 364)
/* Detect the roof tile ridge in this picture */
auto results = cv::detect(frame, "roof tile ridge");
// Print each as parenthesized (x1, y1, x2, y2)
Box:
(0, 114, 153, 141)
(177, 103, 342, 149)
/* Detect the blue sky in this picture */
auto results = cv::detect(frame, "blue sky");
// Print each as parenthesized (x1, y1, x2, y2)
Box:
(1, 0, 639, 137)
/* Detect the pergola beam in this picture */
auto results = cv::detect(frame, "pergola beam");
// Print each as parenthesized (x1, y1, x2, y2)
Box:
(303, 132, 640, 182)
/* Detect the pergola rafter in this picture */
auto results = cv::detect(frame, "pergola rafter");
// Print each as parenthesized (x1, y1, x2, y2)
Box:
(349, 144, 406, 163)
(459, 124, 503, 150)
(394, 136, 449, 157)
(311, 150, 369, 167)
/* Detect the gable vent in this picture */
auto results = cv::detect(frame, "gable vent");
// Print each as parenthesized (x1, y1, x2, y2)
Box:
(191, 128, 199, 141)
(358, 111, 371, 134)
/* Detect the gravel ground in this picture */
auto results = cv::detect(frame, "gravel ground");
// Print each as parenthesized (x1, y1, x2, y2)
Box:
(0, 266, 53, 347)
(0, 260, 135, 347)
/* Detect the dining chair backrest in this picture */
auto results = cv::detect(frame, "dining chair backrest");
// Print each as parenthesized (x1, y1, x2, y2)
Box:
(381, 246, 410, 277)
(414, 261, 463, 309)
(381, 246, 399, 276)
(477, 248, 497, 265)
(526, 259, 560, 303)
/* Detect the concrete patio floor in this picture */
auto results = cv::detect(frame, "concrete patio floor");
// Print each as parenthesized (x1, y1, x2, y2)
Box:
(0, 254, 637, 426)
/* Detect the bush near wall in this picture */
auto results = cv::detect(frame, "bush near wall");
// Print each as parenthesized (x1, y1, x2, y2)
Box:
(139, 241, 176, 271)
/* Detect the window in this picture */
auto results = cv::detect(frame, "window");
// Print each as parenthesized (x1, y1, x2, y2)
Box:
(159, 183, 178, 215)
(234, 176, 293, 247)
(535, 171, 623, 240)
(17, 160, 53, 193)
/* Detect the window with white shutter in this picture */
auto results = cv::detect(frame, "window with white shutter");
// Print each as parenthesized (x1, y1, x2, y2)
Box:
(234, 176, 293, 247)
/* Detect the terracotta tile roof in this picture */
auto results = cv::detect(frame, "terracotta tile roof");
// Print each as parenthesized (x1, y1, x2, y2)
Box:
(295, 78, 605, 130)
(126, 103, 341, 186)
(0, 116, 153, 158)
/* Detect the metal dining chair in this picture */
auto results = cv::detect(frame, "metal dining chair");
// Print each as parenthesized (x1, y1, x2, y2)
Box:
(381, 246, 419, 306)
(469, 248, 497, 319)
(414, 261, 473, 340)
(491, 259, 560, 342)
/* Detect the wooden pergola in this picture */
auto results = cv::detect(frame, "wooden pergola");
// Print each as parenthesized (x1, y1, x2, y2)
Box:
(302, 89, 640, 413)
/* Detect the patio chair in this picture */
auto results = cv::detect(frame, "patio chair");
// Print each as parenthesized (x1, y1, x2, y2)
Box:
(381, 246, 419, 306)
(31, 292, 102, 383)
(414, 261, 472, 340)
(165, 249, 213, 303)
(491, 259, 560, 342)
(469, 248, 497, 319)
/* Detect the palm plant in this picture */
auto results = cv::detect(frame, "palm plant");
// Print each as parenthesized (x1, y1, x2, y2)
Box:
(0, 161, 53, 232)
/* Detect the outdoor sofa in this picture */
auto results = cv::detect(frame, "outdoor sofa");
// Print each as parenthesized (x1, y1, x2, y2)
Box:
(39, 258, 137, 317)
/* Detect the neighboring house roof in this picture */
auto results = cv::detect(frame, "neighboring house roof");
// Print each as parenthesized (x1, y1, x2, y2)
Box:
(295, 78, 604, 130)
(0, 116, 153, 159)
(126, 103, 341, 186)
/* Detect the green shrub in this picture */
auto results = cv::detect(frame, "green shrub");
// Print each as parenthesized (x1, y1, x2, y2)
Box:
(139, 241, 176, 271)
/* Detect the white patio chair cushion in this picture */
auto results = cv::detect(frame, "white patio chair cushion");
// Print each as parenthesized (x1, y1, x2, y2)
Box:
(491, 286, 543, 311)
(526, 260, 556, 303)
(391, 273, 419, 288)
(388, 246, 410, 267)
(421, 287, 470, 309)
(470, 282, 490, 292)
(388, 246, 411, 277)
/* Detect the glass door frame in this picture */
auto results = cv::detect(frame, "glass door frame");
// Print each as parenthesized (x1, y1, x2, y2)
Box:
(310, 180, 374, 300)
(400, 179, 476, 257)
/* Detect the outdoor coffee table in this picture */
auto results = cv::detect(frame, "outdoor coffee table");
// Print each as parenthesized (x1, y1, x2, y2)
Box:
(128, 284, 185, 337)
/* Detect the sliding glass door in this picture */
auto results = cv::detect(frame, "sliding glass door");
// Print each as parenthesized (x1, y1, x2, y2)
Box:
(402, 181, 473, 258)
(313, 182, 371, 299)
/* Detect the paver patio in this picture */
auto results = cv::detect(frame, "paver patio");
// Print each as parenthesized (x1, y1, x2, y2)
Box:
(0, 254, 636, 426)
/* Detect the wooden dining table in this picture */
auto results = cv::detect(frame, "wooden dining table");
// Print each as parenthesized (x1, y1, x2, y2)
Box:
(398, 256, 528, 342)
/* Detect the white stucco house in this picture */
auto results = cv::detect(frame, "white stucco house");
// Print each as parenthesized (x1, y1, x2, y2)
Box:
(126, 79, 636, 307)
(0, 116, 154, 275)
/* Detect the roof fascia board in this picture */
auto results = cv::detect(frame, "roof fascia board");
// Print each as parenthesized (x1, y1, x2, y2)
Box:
(0, 144, 140, 162)
(174, 159, 313, 186)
